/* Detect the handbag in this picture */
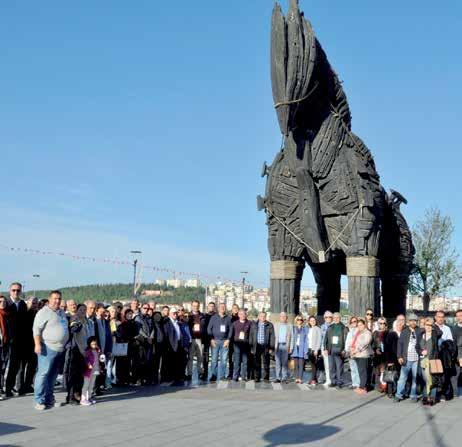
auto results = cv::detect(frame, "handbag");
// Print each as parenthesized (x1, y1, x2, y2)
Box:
(383, 366, 398, 383)
(112, 342, 128, 357)
(429, 359, 443, 374)
(288, 358, 295, 371)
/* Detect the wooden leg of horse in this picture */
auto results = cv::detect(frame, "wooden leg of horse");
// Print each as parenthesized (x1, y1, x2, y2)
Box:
(312, 263, 341, 316)
(269, 259, 304, 323)
(381, 273, 408, 318)
(347, 257, 380, 316)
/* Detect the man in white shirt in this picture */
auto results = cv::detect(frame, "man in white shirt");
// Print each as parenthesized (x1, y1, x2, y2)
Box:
(435, 311, 453, 342)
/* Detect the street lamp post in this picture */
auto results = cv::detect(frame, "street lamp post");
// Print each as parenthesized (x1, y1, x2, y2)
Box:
(32, 274, 40, 297)
(240, 271, 248, 309)
(130, 251, 142, 297)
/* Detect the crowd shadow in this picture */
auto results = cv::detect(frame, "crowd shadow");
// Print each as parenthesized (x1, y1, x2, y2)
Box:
(263, 423, 340, 446)
(0, 422, 34, 437)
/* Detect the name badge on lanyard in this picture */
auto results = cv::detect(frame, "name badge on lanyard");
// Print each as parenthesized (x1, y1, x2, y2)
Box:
(296, 335, 300, 346)
(239, 331, 245, 340)
(193, 323, 200, 333)
(220, 324, 226, 333)
(332, 336, 339, 345)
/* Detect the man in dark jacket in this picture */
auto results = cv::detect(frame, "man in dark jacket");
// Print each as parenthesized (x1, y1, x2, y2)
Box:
(207, 303, 233, 382)
(163, 307, 185, 386)
(94, 303, 113, 393)
(452, 309, 462, 397)
(395, 314, 422, 402)
(227, 304, 240, 380)
(249, 312, 275, 383)
(6, 282, 29, 397)
(19, 296, 39, 394)
(323, 312, 348, 388)
(231, 309, 252, 381)
(187, 300, 206, 381)
(202, 302, 216, 381)
(134, 303, 155, 385)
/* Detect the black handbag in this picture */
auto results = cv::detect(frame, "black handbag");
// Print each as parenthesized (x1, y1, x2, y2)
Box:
(383, 366, 398, 383)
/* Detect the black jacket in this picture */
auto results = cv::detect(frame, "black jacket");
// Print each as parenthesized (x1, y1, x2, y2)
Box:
(8, 300, 29, 347)
(188, 311, 207, 342)
(249, 321, 275, 354)
(451, 324, 462, 360)
(323, 322, 348, 353)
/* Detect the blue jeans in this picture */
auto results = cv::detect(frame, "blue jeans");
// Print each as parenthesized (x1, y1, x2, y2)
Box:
(275, 345, 289, 380)
(210, 340, 229, 380)
(396, 360, 419, 399)
(349, 359, 360, 387)
(34, 344, 65, 405)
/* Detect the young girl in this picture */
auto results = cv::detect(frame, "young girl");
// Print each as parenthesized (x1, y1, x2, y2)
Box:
(81, 336, 104, 406)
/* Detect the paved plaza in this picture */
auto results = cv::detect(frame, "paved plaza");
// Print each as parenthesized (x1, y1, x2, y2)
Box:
(0, 381, 460, 447)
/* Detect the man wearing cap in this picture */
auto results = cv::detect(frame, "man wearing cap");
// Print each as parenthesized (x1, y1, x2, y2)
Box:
(395, 313, 421, 402)
(320, 311, 334, 387)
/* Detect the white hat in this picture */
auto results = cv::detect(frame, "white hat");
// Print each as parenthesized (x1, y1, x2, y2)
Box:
(170, 307, 178, 313)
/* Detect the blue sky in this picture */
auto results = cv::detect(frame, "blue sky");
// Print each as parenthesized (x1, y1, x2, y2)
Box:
(1, 1, 461, 294)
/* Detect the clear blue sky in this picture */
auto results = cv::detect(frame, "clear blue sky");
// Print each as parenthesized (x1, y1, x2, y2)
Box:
(1, 1, 461, 294)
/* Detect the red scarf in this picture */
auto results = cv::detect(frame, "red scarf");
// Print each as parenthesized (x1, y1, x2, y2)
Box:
(0, 308, 9, 344)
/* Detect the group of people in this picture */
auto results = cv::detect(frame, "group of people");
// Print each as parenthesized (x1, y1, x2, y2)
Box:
(0, 282, 461, 411)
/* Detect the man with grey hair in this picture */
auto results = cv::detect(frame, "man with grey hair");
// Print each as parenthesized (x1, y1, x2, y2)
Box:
(84, 300, 96, 337)
(323, 312, 348, 389)
(273, 312, 292, 383)
(249, 312, 275, 383)
(320, 311, 334, 387)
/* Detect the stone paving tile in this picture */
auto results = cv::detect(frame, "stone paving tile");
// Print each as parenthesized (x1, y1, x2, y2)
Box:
(1, 385, 461, 447)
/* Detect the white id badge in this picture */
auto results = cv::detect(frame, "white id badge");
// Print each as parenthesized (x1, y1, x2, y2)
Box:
(239, 331, 245, 340)
(332, 336, 339, 345)
(193, 323, 200, 332)
(220, 324, 226, 333)
(296, 335, 300, 346)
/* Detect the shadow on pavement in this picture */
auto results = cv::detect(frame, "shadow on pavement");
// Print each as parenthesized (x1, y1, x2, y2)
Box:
(0, 422, 35, 437)
(263, 423, 340, 446)
(422, 407, 448, 447)
(262, 393, 385, 446)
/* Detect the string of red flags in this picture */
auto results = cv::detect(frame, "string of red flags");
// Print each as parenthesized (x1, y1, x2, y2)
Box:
(0, 243, 238, 284)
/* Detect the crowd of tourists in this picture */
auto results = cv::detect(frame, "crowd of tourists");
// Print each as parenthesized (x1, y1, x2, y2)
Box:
(0, 282, 461, 411)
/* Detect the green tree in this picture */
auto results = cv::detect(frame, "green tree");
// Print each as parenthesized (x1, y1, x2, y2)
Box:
(410, 208, 462, 312)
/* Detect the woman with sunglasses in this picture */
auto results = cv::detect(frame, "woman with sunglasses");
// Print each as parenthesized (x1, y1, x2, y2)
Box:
(365, 309, 378, 332)
(372, 318, 389, 392)
(289, 316, 309, 384)
(345, 316, 360, 389)
(306, 316, 322, 385)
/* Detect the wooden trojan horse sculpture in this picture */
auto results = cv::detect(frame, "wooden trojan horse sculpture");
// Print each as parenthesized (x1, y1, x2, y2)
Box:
(258, 0, 415, 319)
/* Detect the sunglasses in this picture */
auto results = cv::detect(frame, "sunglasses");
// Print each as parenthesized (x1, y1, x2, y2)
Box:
(366, 313, 373, 316)
(11, 289, 21, 292)
(379, 322, 386, 325)
(296, 319, 303, 322)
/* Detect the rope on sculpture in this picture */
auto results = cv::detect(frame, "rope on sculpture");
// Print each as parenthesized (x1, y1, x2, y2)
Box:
(274, 81, 319, 108)
(266, 206, 361, 263)
(270, 260, 301, 280)
(266, 207, 319, 257)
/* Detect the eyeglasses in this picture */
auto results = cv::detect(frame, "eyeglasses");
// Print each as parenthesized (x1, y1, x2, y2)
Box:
(350, 320, 357, 323)
(325, 316, 333, 319)
(425, 324, 433, 327)
(379, 322, 387, 325)
(296, 319, 303, 322)
(11, 289, 21, 292)
(366, 313, 373, 316)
